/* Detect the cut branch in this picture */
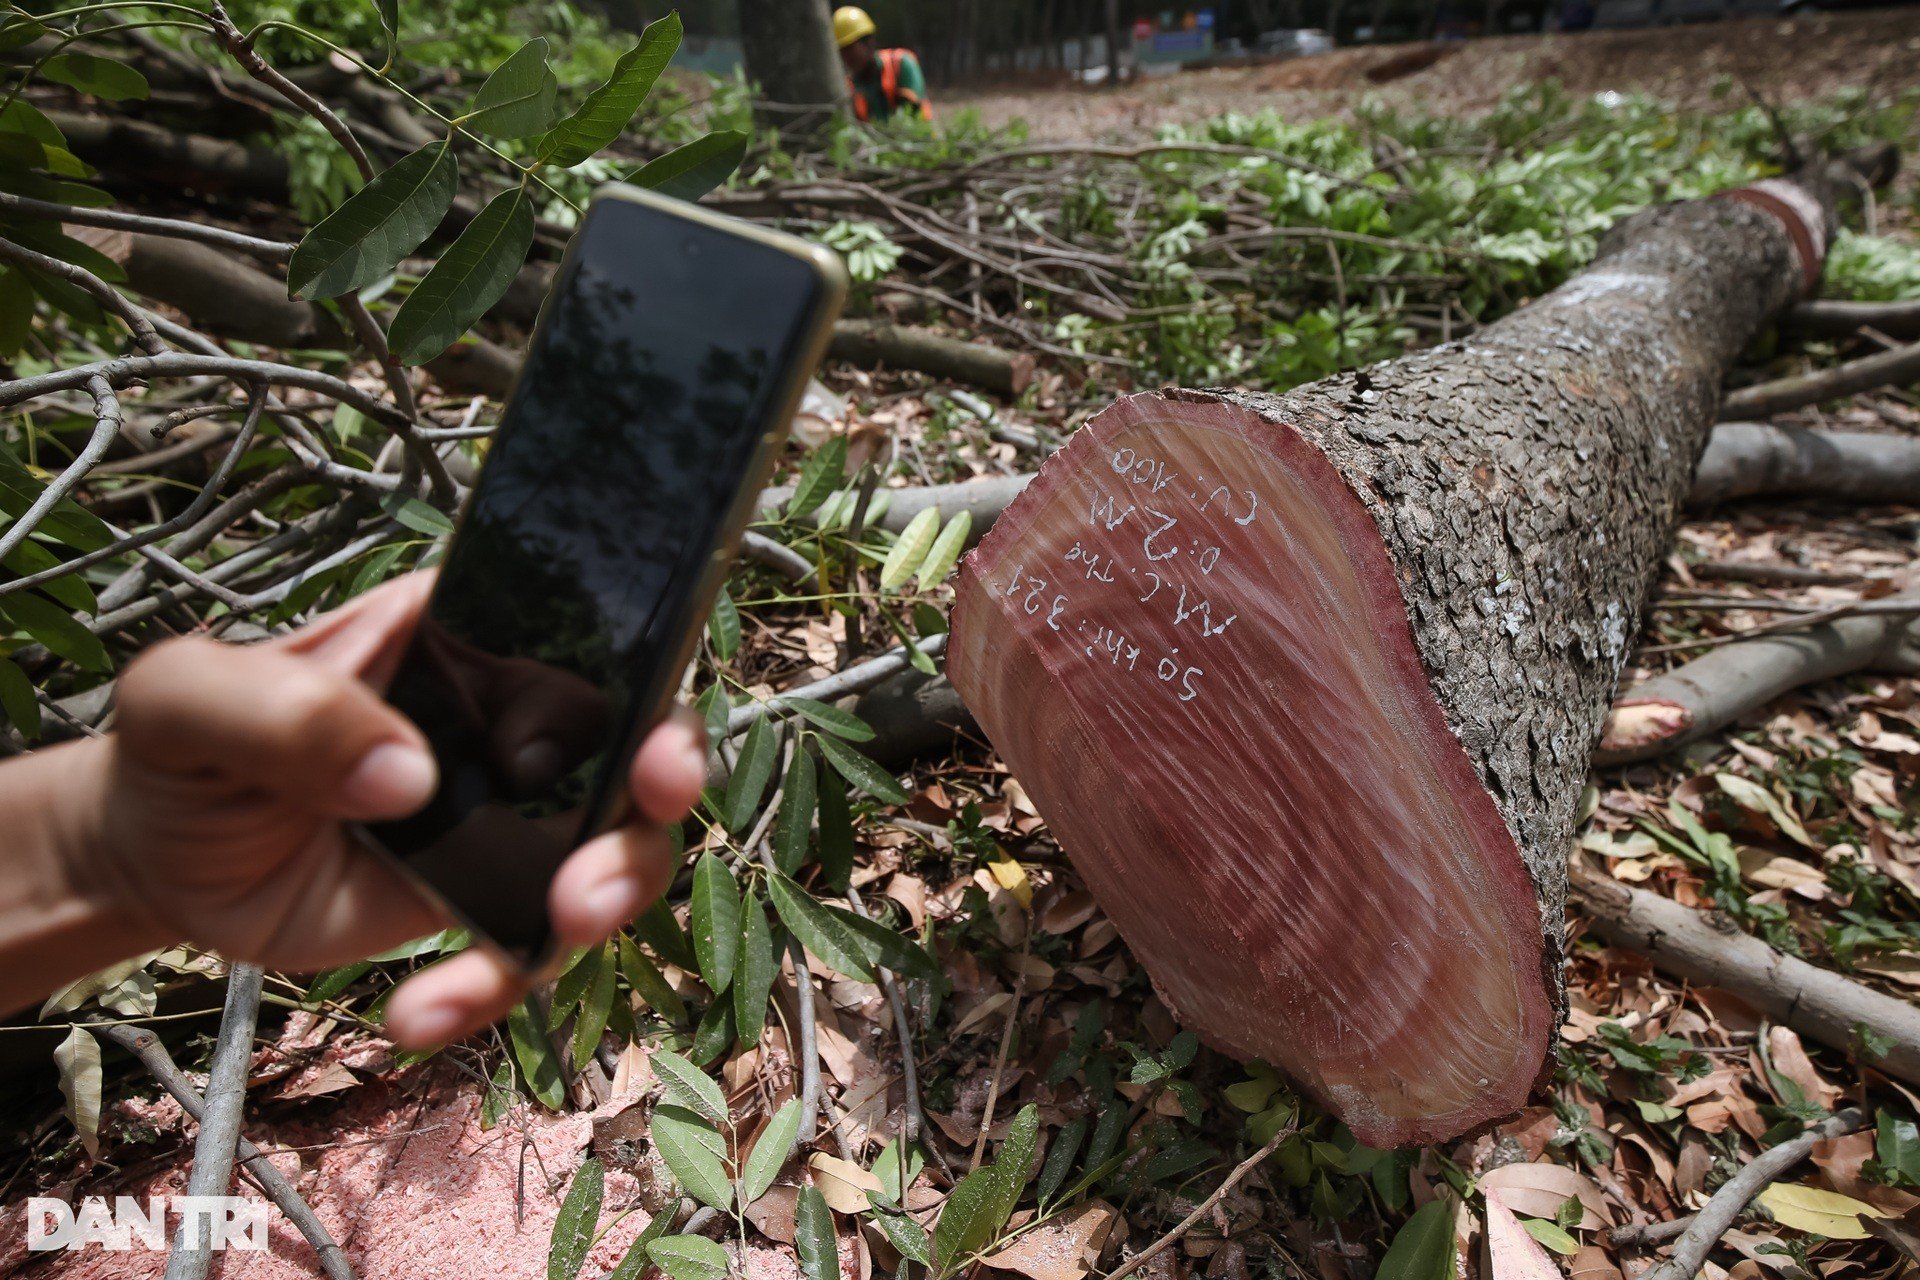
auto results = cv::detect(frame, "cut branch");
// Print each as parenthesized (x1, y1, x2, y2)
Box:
(1719, 337, 1920, 420)
(946, 168, 1852, 1145)
(827, 320, 1034, 396)
(165, 963, 264, 1280)
(1573, 865, 1920, 1087)
(1597, 587, 1919, 765)
(1691, 422, 1920, 506)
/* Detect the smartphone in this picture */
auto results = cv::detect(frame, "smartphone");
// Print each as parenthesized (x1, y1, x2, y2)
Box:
(360, 185, 847, 968)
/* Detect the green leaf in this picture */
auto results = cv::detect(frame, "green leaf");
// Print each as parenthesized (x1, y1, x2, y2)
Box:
(767, 872, 874, 981)
(467, 39, 559, 139)
(607, 1198, 681, 1280)
(42, 53, 147, 101)
(1376, 1198, 1456, 1280)
(795, 1184, 838, 1280)
(741, 1098, 804, 1205)
(652, 1104, 734, 1211)
(1878, 1111, 1920, 1187)
(617, 934, 687, 1024)
(381, 492, 456, 536)
(774, 749, 818, 874)
(690, 995, 736, 1065)
(876, 1210, 932, 1266)
(374, 0, 399, 63)
(734, 896, 778, 1045)
(0, 266, 33, 358)
(707, 585, 740, 660)
(816, 777, 854, 892)
(548, 1157, 604, 1280)
(539, 13, 683, 168)
(724, 715, 778, 833)
(874, 1137, 923, 1204)
(1037, 1115, 1089, 1205)
(836, 909, 940, 982)
(918, 512, 973, 589)
(550, 946, 594, 1028)
(690, 853, 742, 993)
(780, 697, 875, 742)
(1519, 1216, 1579, 1256)
(634, 898, 699, 971)
(288, 141, 458, 300)
(480, 1058, 516, 1130)
(390, 183, 535, 364)
(508, 998, 566, 1110)
(647, 1235, 729, 1280)
(934, 1167, 1004, 1275)
(881, 507, 941, 591)
(571, 942, 619, 1065)
(304, 960, 372, 1006)
(653, 1049, 730, 1125)
(787, 437, 848, 520)
(0, 654, 39, 739)
(0, 591, 109, 672)
(816, 734, 909, 805)
(632, 130, 748, 203)
(0, 13, 49, 54)
(981, 1105, 1039, 1238)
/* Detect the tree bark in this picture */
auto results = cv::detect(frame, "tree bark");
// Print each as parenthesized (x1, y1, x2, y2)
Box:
(945, 172, 1843, 1145)
(827, 320, 1034, 396)
(737, 0, 849, 132)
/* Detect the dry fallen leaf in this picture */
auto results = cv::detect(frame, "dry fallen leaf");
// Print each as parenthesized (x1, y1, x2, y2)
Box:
(981, 1201, 1118, 1280)
(810, 1153, 883, 1213)
(1482, 1191, 1564, 1280)
(1476, 1161, 1610, 1230)
(1754, 1182, 1885, 1239)
(1764, 1027, 1839, 1110)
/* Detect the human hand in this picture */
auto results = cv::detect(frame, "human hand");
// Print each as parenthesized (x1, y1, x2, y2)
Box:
(53, 573, 706, 1047)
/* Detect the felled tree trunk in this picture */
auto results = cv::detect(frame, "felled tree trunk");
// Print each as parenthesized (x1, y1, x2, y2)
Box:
(948, 173, 1847, 1146)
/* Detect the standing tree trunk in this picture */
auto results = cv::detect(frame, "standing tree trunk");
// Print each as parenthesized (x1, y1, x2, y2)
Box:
(737, 0, 847, 134)
(948, 170, 1855, 1146)
(1104, 0, 1123, 85)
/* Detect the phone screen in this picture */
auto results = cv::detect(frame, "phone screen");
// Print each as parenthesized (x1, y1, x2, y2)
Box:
(365, 192, 835, 957)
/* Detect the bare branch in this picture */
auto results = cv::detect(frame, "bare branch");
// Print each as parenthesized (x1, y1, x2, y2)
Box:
(0, 236, 165, 356)
(0, 375, 123, 566)
(164, 963, 264, 1280)
(0, 191, 295, 261)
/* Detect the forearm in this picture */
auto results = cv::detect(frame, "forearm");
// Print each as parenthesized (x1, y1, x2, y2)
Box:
(0, 739, 165, 1014)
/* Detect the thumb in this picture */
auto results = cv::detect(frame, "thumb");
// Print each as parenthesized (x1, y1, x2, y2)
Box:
(115, 635, 437, 821)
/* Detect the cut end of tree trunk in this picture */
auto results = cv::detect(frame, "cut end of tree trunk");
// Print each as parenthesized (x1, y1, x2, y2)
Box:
(949, 391, 1556, 1147)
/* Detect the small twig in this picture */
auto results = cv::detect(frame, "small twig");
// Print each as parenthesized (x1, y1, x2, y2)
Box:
(0, 191, 294, 260)
(970, 933, 1030, 1173)
(0, 235, 165, 356)
(840, 463, 886, 665)
(93, 1017, 357, 1280)
(1641, 1108, 1867, 1280)
(1607, 1215, 1693, 1249)
(845, 884, 946, 1175)
(1102, 1126, 1293, 1280)
(726, 634, 947, 738)
(207, 0, 375, 182)
(740, 530, 816, 585)
(164, 963, 265, 1280)
(0, 375, 123, 565)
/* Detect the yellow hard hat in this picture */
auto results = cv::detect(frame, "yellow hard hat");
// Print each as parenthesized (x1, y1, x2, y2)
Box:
(832, 6, 876, 47)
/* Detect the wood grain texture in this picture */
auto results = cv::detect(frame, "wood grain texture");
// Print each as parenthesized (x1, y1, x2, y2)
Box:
(951, 185, 1832, 1145)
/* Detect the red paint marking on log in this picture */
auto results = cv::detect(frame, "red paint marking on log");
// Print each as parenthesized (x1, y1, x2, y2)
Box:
(949, 392, 1553, 1147)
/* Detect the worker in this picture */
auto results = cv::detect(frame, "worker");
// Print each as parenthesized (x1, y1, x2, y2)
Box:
(833, 6, 931, 124)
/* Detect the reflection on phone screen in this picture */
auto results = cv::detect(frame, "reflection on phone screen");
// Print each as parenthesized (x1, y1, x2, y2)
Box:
(366, 195, 830, 957)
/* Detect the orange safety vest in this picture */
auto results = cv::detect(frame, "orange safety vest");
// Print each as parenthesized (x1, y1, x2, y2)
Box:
(850, 48, 929, 122)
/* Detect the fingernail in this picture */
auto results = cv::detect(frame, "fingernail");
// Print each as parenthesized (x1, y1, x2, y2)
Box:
(395, 1001, 462, 1048)
(585, 875, 642, 925)
(341, 741, 437, 816)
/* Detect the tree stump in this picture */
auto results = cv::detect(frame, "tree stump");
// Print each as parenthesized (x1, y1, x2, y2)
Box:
(949, 174, 1845, 1145)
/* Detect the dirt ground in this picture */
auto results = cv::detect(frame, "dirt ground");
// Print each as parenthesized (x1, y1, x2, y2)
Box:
(948, 7, 1920, 141)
